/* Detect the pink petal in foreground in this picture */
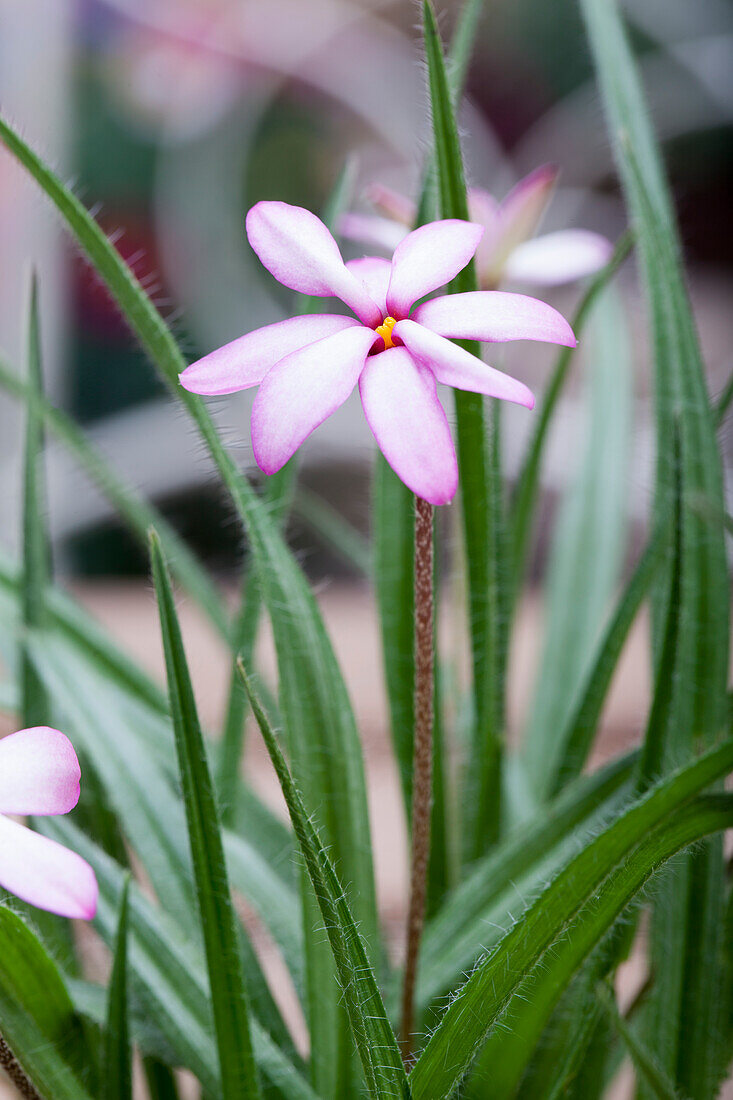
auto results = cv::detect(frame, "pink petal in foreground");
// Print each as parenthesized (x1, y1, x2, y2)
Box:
(0, 814, 97, 919)
(338, 213, 408, 253)
(0, 727, 80, 817)
(504, 229, 614, 286)
(394, 320, 534, 409)
(359, 346, 458, 506)
(346, 257, 392, 319)
(246, 201, 381, 326)
(251, 324, 377, 474)
(180, 314, 359, 395)
(413, 291, 576, 347)
(386, 220, 484, 319)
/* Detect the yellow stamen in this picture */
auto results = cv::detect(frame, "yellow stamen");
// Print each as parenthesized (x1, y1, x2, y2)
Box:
(375, 316, 397, 349)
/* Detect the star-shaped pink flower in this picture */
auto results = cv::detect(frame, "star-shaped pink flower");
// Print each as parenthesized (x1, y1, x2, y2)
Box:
(180, 200, 576, 505)
(340, 166, 614, 290)
(0, 727, 98, 919)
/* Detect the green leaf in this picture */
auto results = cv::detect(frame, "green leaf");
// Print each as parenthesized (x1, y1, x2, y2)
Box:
(102, 876, 132, 1100)
(424, 0, 506, 856)
(549, 525, 667, 793)
(415, 750, 635, 1015)
(523, 287, 632, 799)
(241, 667, 409, 1100)
(596, 982, 684, 1100)
(578, 5, 730, 1094)
(0, 355, 229, 643)
(45, 820, 315, 1100)
(150, 531, 261, 1100)
(0, 906, 94, 1100)
(509, 231, 633, 590)
(409, 743, 733, 1098)
(20, 273, 51, 728)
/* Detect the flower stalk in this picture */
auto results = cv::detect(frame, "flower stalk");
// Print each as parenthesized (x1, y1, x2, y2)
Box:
(400, 493, 434, 1063)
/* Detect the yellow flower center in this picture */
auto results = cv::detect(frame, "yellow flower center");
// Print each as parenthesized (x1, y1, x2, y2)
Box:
(375, 316, 397, 349)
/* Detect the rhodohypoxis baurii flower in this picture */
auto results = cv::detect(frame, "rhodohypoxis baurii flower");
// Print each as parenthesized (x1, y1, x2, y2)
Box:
(0, 727, 97, 919)
(340, 166, 613, 290)
(180, 200, 576, 504)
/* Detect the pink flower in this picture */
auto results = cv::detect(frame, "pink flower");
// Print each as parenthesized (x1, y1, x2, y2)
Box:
(340, 167, 613, 290)
(180, 201, 576, 504)
(0, 727, 98, 919)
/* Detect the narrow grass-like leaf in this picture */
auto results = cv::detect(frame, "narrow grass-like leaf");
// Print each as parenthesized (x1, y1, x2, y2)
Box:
(102, 877, 132, 1100)
(416, 750, 635, 1013)
(578, 5, 730, 1093)
(0, 906, 94, 1100)
(142, 1060, 180, 1100)
(44, 819, 315, 1100)
(523, 288, 632, 798)
(0, 355, 229, 641)
(410, 744, 733, 1097)
(241, 666, 409, 1100)
(509, 231, 633, 589)
(596, 982, 683, 1100)
(150, 531, 261, 1100)
(549, 526, 667, 793)
(424, 0, 505, 855)
(20, 274, 51, 729)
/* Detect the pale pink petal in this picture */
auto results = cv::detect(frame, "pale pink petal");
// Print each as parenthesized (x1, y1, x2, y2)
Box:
(394, 320, 534, 409)
(0, 728, 80, 817)
(246, 201, 382, 326)
(365, 183, 416, 225)
(478, 165, 558, 286)
(504, 229, 614, 286)
(346, 257, 392, 318)
(180, 314, 359, 395)
(359, 346, 458, 505)
(468, 188, 502, 285)
(498, 165, 558, 247)
(412, 291, 576, 347)
(386, 220, 484, 319)
(251, 325, 377, 474)
(0, 814, 97, 919)
(338, 213, 408, 253)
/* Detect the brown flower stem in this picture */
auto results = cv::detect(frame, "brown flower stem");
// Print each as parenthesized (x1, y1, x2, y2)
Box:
(400, 493, 434, 1064)
(0, 1035, 42, 1099)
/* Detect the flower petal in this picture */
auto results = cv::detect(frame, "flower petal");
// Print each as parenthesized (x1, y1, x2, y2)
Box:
(0, 814, 97, 919)
(251, 325, 377, 474)
(504, 229, 614, 286)
(338, 213, 408, 253)
(0, 727, 80, 816)
(246, 201, 381, 326)
(346, 257, 392, 318)
(412, 291, 576, 347)
(394, 320, 534, 409)
(468, 187, 502, 283)
(476, 165, 558, 286)
(366, 183, 416, 225)
(385, 220, 484, 319)
(359, 346, 458, 505)
(179, 314, 359, 395)
(498, 165, 557, 251)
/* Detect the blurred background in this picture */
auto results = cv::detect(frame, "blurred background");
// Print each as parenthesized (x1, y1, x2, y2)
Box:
(0, 0, 731, 579)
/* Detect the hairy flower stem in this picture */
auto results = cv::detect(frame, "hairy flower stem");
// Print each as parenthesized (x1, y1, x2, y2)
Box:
(0, 1035, 42, 1100)
(400, 494, 434, 1064)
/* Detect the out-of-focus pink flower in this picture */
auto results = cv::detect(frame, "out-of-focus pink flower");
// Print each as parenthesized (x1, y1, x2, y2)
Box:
(181, 201, 575, 504)
(340, 168, 613, 290)
(0, 728, 98, 919)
